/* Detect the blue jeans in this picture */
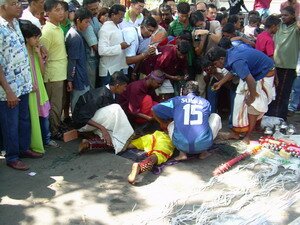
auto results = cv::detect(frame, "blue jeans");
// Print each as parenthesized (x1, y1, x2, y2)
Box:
(0, 94, 31, 163)
(39, 116, 51, 145)
(86, 56, 99, 89)
(288, 76, 300, 112)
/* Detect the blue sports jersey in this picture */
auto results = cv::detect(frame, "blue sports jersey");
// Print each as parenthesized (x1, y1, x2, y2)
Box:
(225, 45, 274, 81)
(153, 93, 213, 154)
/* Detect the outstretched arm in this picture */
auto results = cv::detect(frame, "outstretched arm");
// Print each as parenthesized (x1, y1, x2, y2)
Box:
(152, 109, 170, 131)
(212, 72, 234, 90)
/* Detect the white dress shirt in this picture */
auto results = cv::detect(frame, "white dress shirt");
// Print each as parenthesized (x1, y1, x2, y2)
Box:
(98, 21, 128, 77)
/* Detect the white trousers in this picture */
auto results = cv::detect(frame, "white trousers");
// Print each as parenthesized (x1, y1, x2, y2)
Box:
(78, 104, 134, 154)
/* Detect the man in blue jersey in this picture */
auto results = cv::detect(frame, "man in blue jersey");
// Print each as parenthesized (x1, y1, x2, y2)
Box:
(152, 81, 222, 160)
(206, 46, 275, 143)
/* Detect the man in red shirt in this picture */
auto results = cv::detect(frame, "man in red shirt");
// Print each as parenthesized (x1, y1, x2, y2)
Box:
(139, 39, 190, 97)
(117, 70, 165, 124)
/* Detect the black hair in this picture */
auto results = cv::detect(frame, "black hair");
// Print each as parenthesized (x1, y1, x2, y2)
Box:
(264, 15, 281, 29)
(163, 0, 175, 3)
(189, 10, 205, 27)
(74, 7, 93, 24)
(193, 56, 210, 74)
(178, 30, 192, 42)
(200, 56, 213, 69)
(61, 1, 69, 12)
(150, 8, 159, 16)
(142, 8, 150, 17)
(98, 7, 109, 17)
(70, 0, 81, 9)
(219, 7, 227, 12)
(216, 12, 224, 24)
(130, 0, 145, 4)
(177, 39, 191, 55)
(182, 81, 199, 95)
(177, 2, 190, 14)
(19, 20, 42, 41)
(216, 11, 228, 24)
(159, 3, 172, 13)
(249, 15, 261, 25)
(82, 0, 99, 7)
(222, 22, 235, 34)
(218, 37, 232, 49)
(108, 4, 126, 18)
(44, 0, 63, 12)
(282, 6, 295, 16)
(141, 16, 158, 28)
(207, 3, 217, 10)
(228, 14, 239, 24)
(109, 71, 129, 86)
(206, 46, 227, 62)
(248, 10, 260, 17)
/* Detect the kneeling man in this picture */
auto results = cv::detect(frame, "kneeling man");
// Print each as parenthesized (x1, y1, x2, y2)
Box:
(152, 81, 222, 160)
(73, 71, 134, 154)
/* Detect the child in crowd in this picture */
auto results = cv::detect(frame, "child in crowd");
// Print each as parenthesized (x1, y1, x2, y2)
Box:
(40, 0, 68, 140)
(255, 15, 281, 58)
(243, 14, 262, 40)
(65, 8, 92, 111)
(97, 7, 108, 26)
(20, 21, 59, 150)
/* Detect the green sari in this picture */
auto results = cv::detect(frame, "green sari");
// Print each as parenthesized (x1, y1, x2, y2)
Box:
(28, 52, 48, 153)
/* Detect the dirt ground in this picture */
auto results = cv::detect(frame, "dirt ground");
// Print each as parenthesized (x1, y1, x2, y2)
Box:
(1, 115, 300, 225)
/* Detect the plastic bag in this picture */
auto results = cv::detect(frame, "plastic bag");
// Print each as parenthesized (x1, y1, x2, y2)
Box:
(261, 116, 284, 129)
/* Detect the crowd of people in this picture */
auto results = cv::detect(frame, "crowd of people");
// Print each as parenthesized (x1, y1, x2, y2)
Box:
(0, 0, 299, 184)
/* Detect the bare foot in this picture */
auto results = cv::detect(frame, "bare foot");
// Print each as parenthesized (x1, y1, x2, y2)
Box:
(128, 163, 140, 184)
(78, 139, 90, 154)
(199, 151, 212, 159)
(174, 152, 188, 161)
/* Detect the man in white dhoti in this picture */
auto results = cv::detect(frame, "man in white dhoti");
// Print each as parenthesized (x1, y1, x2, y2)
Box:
(72, 71, 134, 154)
(206, 46, 275, 143)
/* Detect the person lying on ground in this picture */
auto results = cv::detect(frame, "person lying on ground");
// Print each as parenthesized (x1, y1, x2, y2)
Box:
(127, 130, 175, 184)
